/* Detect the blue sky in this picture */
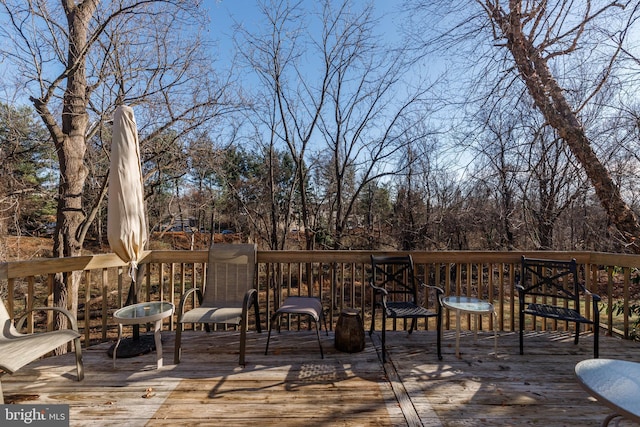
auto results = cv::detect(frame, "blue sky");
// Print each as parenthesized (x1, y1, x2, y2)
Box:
(204, 1, 404, 66)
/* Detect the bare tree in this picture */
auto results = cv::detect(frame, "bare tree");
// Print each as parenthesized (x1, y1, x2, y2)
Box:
(236, 0, 325, 250)
(483, 116, 519, 250)
(522, 126, 586, 249)
(0, 0, 231, 335)
(477, 0, 640, 251)
(314, 1, 436, 250)
(465, 94, 587, 250)
(409, 0, 640, 251)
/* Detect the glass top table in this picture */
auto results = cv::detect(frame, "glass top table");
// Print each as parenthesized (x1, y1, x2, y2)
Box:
(575, 358, 640, 426)
(441, 296, 497, 359)
(113, 301, 175, 369)
(114, 301, 174, 324)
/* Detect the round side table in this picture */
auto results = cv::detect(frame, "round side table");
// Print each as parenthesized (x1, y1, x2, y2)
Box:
(441, 296, 497, 359)
(113, 301, 174, 369)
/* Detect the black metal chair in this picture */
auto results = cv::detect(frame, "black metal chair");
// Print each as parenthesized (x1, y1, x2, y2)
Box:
(516, 256, 600, 358)
(369, 255, 443, 362)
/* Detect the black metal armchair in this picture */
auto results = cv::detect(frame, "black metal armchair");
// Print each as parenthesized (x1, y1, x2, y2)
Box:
(516, 256, 600, 358)
(369, 255, 443, 362)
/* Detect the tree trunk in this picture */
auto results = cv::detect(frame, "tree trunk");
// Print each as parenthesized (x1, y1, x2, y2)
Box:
(30, 1, 96, 353)
(490, 1, 640, 252)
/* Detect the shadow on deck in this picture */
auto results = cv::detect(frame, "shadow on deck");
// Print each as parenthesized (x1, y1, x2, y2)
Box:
(2, 329, 637, 426)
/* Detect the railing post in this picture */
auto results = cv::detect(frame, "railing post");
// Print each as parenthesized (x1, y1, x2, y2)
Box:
(83, 270, 90, 346)
(27, 276, 34, 333)
(101, 268, 108, 341)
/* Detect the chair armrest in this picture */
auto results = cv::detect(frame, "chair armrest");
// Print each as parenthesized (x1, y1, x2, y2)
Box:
(15, 306, 79, 332)
(418, 282, 444, 307)
(242, 288, 262, 333)
(582, 286, 601, 302)
(419, 281, 444, 293)
(584, 288, 601, 320)
(369, 281, 389, 296)
(578, 283, 602, 324)
(177, 287, 203, 319)
(370, 280, 389, 309)
(242, 288, 258, 310)
(515, 284, 526, 303)
(423, 284, 444, 294)
(426, 285, 444, 305)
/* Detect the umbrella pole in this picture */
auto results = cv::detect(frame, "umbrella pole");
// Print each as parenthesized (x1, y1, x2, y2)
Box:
(129, 265, 146, 340)
(108, 264, 154, 359)
(124, 264, 144, 338)
(125, 279, 137, 306)
(129, 286, 140, 340)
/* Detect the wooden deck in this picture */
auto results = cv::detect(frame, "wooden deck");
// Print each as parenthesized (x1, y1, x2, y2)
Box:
(2, 329, 639, 426)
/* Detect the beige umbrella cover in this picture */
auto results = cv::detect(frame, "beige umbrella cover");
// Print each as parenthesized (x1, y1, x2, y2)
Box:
(107, 105, 148, 282)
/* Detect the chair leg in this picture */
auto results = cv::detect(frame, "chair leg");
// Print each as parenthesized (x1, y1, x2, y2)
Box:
(253, 294, 262, 333)
(519, 310, 524, 355)
(239, 314, 248, 366)
(594, 322, 599, 358)
(381, 314, 387, 363)
(264, 329, 272, 355)
(369, 304, 376, 336)
(265, 313, 278, 355)
(74, 337, 84, 381)
(315, 319, 324, 359)
(574, 323, 580, 345)
(174, 323, 183, 364)
(436, 313, 443, 361)
(408, 318, 417, 334)
(321, 311, 329, 336)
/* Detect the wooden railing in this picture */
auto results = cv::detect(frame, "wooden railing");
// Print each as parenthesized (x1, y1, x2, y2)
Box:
(1, 250, 639, 347)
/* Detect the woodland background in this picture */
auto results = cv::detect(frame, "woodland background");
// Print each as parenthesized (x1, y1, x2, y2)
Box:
(1, 0, 640, 262)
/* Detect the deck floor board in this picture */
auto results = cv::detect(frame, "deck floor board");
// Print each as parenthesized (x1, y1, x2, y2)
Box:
(2, 329, 638, 426)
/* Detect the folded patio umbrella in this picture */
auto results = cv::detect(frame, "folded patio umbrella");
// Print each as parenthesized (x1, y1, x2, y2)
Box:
(107, 104, 148, 299)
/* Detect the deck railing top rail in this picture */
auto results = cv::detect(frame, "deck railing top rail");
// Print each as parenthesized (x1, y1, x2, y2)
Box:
(3, 250, 639, 281)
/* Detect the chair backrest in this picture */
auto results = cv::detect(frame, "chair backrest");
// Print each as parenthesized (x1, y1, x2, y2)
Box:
(201, 243, 257, 307)
(371, 255, 419, 303)
(518, 256, 582, 303)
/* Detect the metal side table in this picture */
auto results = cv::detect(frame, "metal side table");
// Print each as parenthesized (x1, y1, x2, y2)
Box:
(113, 301, 174, 369)
(441, 296, 497, 359)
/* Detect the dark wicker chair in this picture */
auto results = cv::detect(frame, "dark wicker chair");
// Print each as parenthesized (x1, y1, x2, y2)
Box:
(516, 256, 600, 358)
(369, 255, 443, 362)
